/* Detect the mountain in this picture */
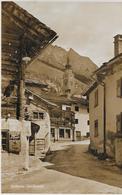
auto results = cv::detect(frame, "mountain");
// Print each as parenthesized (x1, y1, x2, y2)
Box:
(38, 44, 97, 81)
(26, 44, 98, 96)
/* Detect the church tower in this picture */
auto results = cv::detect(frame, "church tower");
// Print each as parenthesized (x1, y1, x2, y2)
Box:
(63, 53, 74, 98)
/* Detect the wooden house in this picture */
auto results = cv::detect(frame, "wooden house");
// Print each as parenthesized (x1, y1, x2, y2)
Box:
(2, 1, 57, 119)
(1, 1, 58, 155)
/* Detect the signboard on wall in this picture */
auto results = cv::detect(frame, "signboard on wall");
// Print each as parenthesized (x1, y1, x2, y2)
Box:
(9, 131, 21, 153)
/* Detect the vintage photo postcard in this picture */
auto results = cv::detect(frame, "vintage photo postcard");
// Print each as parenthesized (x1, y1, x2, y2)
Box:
(1, 0, 122, 193)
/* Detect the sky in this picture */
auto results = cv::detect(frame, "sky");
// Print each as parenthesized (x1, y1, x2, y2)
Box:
(16, 1, 122, 67)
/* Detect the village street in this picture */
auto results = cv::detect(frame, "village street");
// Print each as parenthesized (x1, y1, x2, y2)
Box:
(2, 140, 122, 193)
(1, 2, 122, 194)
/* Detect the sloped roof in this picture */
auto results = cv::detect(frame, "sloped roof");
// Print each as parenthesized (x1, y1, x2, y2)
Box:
(82, 53, 122, 96)
(25, 79, 48, 88)
(26, 85, 88, 106)
(2, 2, 58, 59)
(25, 88, 58, 108)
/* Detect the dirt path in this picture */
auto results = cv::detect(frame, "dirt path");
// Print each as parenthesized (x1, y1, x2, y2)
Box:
(44, 142, 122, 188)
(2, 141, 122, 193)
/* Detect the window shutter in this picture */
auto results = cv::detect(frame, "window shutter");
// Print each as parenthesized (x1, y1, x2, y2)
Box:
(116, 114, 121, 132)
(117, 78, 122, 97)
(94, 89, 98, 107)
(121, 79, 122, 97)
(94, 120, 98, 137)
(121, 112, 122, 133)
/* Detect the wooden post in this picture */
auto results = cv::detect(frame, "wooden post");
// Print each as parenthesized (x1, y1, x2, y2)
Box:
(19, 62, 26, 120)
(19, 57, 31, 170)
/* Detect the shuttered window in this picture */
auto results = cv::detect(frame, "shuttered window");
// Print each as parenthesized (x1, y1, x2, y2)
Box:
(94, 120, 98, 137)
(75, 106, 79, 112)
(75, 119, 78, 124)
(117, 78, 122, 97)
(116, 113, 122, 133)
(94, 89, 98, 107)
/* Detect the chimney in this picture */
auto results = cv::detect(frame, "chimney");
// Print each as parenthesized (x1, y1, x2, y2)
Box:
(114, 34, 122, 57)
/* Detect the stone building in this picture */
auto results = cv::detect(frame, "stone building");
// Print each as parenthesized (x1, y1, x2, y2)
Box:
(83, 35, 122, 166)
(1, 1, 57, 163)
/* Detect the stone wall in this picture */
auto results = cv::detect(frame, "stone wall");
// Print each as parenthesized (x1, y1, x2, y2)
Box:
(115, 137, 122, 167)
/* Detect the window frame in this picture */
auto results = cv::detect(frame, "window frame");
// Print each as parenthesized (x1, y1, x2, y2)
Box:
(39, 112, 44, 119)
(33, 111, 44, 120)
(33, 112, 38, 119)
(59, 128, 65, 138)
(65, 129, 71, 138)
(87, 120, 90, 125)
(75, 106, 79, 112)
(75, 119, 78, 124)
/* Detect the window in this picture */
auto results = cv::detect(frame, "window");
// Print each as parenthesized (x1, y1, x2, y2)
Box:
(117, 78, 122, 97)
(75, 119, 78, 124)
(94, 89, 98, 107)
(94, 120, 98, 137)
(59, 129, 64, 138)
(33, 112, 38, 119)
(75, 106, 79, 112)
(39, 113, 44, 119)
(2, 130, 9, 151)
(116, 113, 122, 133)
(87, 120, 90, 125)
(51, 128, 55, 138)
(87, 107, 89, 113)
(33, 112, 44, 120)
(76, 131, 81, 137)
(66, 106, 71, 111)
(65, 129, 71, 138)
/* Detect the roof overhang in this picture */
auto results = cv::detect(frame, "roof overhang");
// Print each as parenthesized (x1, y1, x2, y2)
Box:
(2, 1, 58, 61)
(25, 88, 58, 108)
(82, 53, 122, 96)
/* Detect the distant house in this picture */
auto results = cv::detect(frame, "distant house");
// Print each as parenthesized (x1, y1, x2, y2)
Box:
(1, 1, 57, 157)
(83, 35, 122, 165)
(48, 96, 89, 142)
(50, 105, 75, 142)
